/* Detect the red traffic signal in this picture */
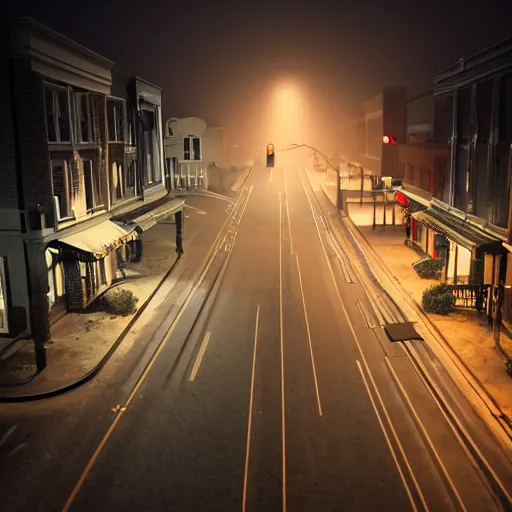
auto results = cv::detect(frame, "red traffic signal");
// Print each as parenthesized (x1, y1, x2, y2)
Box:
(266, 143, 275, 168)
(382, 134, 397, 144)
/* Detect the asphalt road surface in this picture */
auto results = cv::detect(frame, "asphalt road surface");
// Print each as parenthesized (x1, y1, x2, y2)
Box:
(0, 168, 509, 512)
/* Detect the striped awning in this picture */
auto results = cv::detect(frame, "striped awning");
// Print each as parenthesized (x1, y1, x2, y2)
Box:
(55, 220, 138, 261)
(129, 198, 184, 232)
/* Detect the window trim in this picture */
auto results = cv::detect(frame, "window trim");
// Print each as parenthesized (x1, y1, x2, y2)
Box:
(44, 82, 72, 144)
(75, 92, 93, 143)
(83, 159, 104, 212)
(107, 96, 126, 142)
(111, 160, 125, 203)
(50, 159, 74, 221)
(183, 136, 202, 161)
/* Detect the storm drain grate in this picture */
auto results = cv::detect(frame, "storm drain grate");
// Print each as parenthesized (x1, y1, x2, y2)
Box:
(384, 322, 423, 342)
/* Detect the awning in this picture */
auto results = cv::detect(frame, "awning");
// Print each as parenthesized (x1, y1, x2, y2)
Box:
(412, 208, 504, 253)
(54, 220, 138, 261)
(129, 198, 184, 232)
(395, 190, 429, 213)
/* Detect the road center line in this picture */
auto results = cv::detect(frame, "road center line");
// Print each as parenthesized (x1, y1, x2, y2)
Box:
(279, 191, 287, 512)
(188, 331, 212, 382)
(242, 305, 260, 512)
(295, 253, 323, 417)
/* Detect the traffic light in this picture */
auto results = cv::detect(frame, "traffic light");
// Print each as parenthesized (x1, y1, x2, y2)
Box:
(266, 143, 275, 168)
(382, 134, 397, 145)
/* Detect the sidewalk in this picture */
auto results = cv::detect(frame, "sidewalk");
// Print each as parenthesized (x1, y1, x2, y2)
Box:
(0, 195, 228, 400)
(308, 170, 512, 421)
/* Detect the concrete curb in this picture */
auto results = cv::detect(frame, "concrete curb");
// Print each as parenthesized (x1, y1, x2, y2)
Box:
(346, 213, 512, 429)
(0, 255, 184, 403)
(314, 173, 512, 435)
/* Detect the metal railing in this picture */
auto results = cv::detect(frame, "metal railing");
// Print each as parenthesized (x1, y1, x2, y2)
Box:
(445, 284, 490, 311)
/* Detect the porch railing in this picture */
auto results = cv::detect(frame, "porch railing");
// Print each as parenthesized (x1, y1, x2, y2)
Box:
(445, 284, 490, 312)
(175, 161, 207, 189)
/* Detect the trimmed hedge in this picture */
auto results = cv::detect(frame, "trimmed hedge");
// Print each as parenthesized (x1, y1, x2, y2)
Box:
(413, 257, 443, 279)
(102, 288, 139, 316)
(422, 283, 456, 315)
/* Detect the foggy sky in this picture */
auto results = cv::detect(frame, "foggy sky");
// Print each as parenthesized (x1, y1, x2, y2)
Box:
(2, 0, 512, 147)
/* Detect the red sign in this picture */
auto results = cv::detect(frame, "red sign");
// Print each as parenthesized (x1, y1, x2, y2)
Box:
(395, 191, 409, 209)
(383, 134, 397, 144)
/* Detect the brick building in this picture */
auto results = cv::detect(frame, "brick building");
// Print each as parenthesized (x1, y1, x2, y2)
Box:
(0, 18, 183, 361)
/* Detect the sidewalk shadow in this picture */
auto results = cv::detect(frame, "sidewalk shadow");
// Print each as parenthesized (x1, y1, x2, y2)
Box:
(0, 346, 38, 387)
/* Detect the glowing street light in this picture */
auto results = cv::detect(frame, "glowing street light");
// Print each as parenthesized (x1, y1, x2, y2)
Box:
(266, 143, 275, 168)
(269, 79, 307, 150)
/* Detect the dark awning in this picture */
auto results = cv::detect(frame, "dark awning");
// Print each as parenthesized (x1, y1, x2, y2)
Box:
(412, 208, 505, 253)
(53, 220, 138, 261)
(129, 198, 184, 232)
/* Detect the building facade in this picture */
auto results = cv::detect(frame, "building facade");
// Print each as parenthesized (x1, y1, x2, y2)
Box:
(393, 38, 512, 331)
(164, 117, 203, 189)
(338, 87, 407, 179)
(429, 38, 512, 292)
(395, 92, 451, 265)
(0, 18, 183, 359)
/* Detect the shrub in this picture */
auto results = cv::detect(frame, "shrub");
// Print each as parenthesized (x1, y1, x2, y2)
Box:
(413, 257, 443, 279)
(102, 288, 139, 316)
(422, 283, 456, 315)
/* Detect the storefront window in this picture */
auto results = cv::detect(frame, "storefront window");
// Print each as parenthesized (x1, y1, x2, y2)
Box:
(0, 257, 8, 333)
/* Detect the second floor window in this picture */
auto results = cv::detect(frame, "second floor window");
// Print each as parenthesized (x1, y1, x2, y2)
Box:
(476, 80, 493, 143)
(51, 160, 73, 220)
(434, 94, 454, 144)
(457, 87, 472, 142)
(45, 84, 71, 143)
(499, 74, 512, 144)
(107, 99, 125, 142)
(183, 137, 201, 160)
(83, 160, 102, 211)
(111, 161, 124, 201)
(76, 93, 92, 143)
